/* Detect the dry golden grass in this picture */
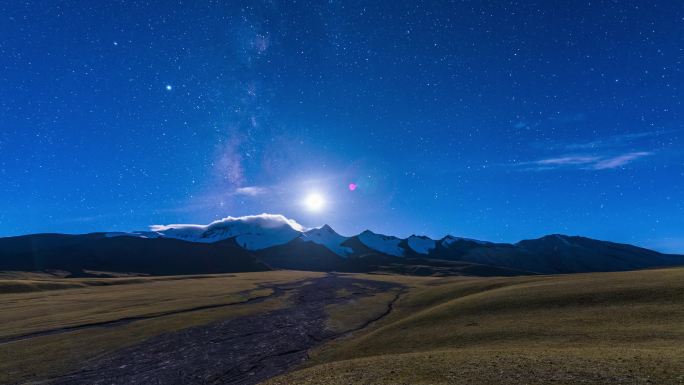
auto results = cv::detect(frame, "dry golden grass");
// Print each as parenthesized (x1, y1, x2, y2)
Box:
(0, 271, 71, 280)
(265, 347, 684, 385)
(1, 292, 298, 385)
(0, 270, 321, 339)
(0, 270, 321, 384)
(325, 289, 401, 334)
(4, 268, 684, 384)
(264, 268, 684, 385)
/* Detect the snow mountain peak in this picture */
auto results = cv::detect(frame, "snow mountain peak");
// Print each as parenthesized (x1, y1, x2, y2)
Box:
(108, 213, 520, 260)
(144, 214, 304, 250)
(301, 225, 352, 257)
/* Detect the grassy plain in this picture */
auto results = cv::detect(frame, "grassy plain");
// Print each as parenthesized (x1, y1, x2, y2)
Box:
(0, 270, 322, 384)
(325, 284, 402, 334)
(3, 268, 683, 384)
(266, 268, 684, 385)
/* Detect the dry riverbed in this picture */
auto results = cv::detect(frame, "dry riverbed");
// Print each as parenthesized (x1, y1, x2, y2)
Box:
(44, 274, 402, 385)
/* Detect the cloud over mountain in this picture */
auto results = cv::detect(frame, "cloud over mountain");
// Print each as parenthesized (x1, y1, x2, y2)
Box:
(152, 213, 304, 233)
(149, 213, 305, 249)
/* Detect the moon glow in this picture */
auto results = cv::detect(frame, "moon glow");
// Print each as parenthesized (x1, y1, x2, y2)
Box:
(304, 193, 325, 212)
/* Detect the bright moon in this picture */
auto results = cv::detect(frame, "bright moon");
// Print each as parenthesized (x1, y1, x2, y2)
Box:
(304, 193, 325, 212)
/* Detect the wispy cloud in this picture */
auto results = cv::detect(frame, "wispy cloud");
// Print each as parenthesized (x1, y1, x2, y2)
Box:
(536, 156, 601, 166)
(234, 186, 268, 196)
(521, 151, 653, 171)
(592, 152, 652, 170)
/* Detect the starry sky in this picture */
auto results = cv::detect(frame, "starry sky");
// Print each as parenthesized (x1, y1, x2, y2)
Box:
(1, 1, 683, 252)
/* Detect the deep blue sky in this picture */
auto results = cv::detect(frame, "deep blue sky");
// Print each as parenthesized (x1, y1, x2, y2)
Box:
(1, 1, 682, 252)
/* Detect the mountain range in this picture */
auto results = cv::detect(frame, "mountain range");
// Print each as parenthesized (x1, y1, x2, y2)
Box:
(1, 214, 682, 277)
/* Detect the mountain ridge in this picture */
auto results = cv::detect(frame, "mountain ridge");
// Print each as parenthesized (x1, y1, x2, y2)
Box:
(2, 214, 683, 277)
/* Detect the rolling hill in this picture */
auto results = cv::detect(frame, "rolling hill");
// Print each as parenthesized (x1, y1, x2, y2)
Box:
(265, 267, 684, 385)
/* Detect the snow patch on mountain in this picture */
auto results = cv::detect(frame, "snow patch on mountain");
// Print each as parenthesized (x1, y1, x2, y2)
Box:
(358, 230, 404, 257)
(407, 235, 436, 254)
(441, 235, 491, 247)
(300, 225, 352, 257)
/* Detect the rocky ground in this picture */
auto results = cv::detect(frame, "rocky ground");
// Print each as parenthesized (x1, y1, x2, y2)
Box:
(47, 274, 401, 385)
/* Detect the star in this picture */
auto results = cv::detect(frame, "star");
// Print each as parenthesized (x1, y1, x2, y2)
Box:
(165, 85, 172, 91)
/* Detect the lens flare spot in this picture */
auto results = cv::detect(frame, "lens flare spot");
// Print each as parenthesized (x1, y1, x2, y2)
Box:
(348, 183, 357, 191)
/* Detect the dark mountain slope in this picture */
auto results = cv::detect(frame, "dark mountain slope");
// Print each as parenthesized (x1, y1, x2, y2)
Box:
(341, 235, 393, 258)
(428, 234, 684, 274)
(257, 237, 538, 276)
(256, 238, 348, 271)
(0, 233, 268, 276)
(510, 234, 684, 274)
(421, 234, 684, 275)
(256, 238, 401, 272)
(1, 231, 682, 277)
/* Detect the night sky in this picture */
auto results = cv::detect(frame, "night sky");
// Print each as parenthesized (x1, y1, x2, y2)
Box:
(1, 1, 683, 252)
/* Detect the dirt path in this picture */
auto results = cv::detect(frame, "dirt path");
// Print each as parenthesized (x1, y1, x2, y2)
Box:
(47, 274, 402, 385)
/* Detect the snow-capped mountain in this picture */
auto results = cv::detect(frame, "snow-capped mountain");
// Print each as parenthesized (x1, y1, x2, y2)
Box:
(300, 225, 352, 257)
(109, 214, 489, 258)
(4, 213, 684, 276)
(112, 215, 440, 257)
(357, 230, 405, 257)
(109, 214, 303, 250)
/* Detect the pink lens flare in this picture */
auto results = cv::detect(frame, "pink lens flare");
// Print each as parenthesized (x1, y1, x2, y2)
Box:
(348, 183, 357, 191)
